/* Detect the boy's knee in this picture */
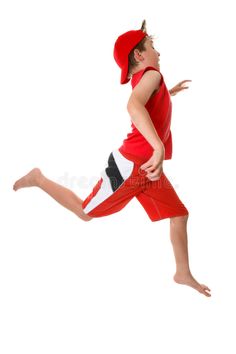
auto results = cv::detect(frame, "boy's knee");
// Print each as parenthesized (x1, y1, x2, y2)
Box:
(81, 214, 93, 222)
(78, 210, 93, 221)
(170, 213, 189, 224)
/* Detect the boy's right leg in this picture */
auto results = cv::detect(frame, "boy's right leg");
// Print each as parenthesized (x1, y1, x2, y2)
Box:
(13, 168, 93, 222)
(170, 215, 211, 297)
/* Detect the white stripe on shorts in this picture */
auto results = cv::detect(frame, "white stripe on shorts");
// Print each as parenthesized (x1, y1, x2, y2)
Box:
(82, 149, 134, 214)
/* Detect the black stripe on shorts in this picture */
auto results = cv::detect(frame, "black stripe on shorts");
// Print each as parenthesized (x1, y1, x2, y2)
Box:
(105, 152, 124, 192)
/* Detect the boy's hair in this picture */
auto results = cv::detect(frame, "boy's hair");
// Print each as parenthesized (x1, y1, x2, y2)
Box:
(127, 20, 154, 78)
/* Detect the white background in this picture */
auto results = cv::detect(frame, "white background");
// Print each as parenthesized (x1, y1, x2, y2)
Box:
(1, 0, 236, 353)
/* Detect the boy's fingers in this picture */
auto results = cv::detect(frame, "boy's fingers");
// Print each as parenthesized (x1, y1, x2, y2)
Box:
(145, 166, 156, 172)
(147, 166, 163, 179)
(141, 158, 162, 171)
(181, 80, 192, 84)
(144, 162, 161, 172)
(140, 162, 146, 169)
(140, 162, 151, 170)
(150, 168, 162, 177)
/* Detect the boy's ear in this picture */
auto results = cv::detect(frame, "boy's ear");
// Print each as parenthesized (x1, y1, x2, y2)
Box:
(140, 19, 147, 33)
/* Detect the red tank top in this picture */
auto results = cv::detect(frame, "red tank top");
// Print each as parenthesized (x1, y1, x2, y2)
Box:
(119, 66, 172, 160)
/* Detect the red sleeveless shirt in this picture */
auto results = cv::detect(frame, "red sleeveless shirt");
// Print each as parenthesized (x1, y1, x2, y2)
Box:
(118, 66, 172, 160)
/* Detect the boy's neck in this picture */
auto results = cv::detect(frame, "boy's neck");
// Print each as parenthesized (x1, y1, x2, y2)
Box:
(130, 63, 159, 77)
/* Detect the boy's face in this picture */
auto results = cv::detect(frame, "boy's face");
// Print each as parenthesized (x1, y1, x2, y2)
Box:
(141, 38, 161, 69)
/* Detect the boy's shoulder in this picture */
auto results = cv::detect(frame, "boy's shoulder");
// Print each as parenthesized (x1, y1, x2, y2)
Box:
(131, 66, 163, 89)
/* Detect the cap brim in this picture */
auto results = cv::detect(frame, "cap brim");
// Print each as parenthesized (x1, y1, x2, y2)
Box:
(120, 57, 130, 84)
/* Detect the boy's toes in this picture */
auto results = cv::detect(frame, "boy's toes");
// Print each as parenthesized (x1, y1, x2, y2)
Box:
(13, 182, 19, 191)
(201, 284, 211, 297)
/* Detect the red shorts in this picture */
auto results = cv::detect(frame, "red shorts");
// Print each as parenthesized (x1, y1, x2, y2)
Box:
(82, 148, 189, 221)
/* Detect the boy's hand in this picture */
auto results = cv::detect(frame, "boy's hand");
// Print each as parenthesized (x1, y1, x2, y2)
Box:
(140, 149, 164, 181)
(169, 80, 192, 96)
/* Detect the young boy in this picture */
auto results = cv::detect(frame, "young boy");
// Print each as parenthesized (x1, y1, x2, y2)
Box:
(13, 20, 211, 297)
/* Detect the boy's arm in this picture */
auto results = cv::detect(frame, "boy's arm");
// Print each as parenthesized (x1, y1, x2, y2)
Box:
(127, 70, 164, 181)
(127, 70, 164, 154)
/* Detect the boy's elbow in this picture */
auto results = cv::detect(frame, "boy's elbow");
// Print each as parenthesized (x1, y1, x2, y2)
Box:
(127, 101, 134, 115)
(127, 99, 140, 116)
(127, 99, 133, 112)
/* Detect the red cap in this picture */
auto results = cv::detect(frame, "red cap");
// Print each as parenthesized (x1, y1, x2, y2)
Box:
(113, 29, 148, 84)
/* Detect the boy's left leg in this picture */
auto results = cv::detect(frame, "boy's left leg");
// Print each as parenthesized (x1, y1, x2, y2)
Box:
(13, 168, 93, 221)
(170, 215, 211, 297)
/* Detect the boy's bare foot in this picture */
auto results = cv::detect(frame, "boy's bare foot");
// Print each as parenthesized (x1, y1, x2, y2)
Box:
(13, 168, 44, 191)
(174, 272, 211, 297)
